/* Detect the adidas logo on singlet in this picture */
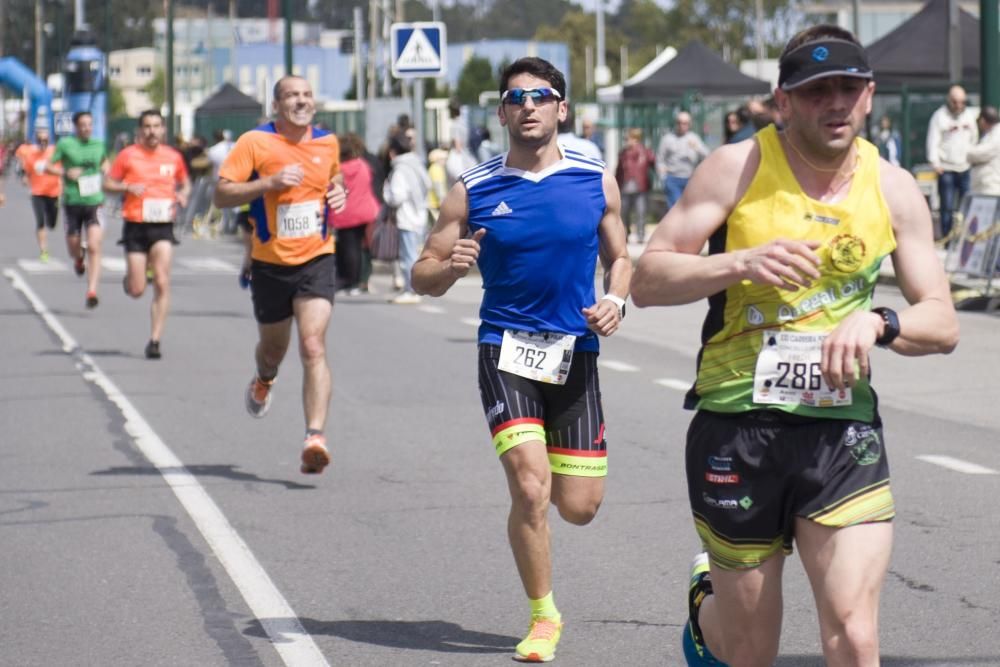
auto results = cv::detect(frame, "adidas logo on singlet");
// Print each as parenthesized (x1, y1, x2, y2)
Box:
(491, 201, 513, 216)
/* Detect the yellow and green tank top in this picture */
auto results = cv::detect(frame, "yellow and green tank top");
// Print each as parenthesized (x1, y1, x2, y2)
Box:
(687, 125, 896, 422)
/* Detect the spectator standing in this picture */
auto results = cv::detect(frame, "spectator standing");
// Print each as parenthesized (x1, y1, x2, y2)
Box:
(726, 106, 754, 143)
(384, 134, 431, 304)
(615, 127, 656, 242)
(927, 84, 979, 239)
(875, 114, 902, 166)
(331, 133, 381, 295)
(476, 127, 501, 162)
(557, 105, 603, 160)
(206, 129, 237, 233)
(966, 106, 1000, 196)
(656, 110, 709, 210)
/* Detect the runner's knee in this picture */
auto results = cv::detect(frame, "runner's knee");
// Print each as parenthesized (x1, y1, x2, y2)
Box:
(509, 471, 551, 523)
(821, 612, 878, 663)
(553, 493, 601, 525)
(298, 334, 326, 364)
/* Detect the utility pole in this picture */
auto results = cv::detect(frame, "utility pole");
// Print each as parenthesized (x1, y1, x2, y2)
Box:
(982, 0, 999, 107)
(166, 0, 175, 143)
(594, 0, 609, 88)
(35, 0, 44, 76)
(948, 0, 960, 84)
(229, 0, 236, 84)
(367, 0, 378, 100)
(283, 0, 292, 75)
(353, 6, 364, 104)
(75, 0, 85, 30)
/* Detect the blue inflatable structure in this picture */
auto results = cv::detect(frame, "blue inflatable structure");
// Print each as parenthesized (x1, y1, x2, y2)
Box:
(0, 57, 53, 140)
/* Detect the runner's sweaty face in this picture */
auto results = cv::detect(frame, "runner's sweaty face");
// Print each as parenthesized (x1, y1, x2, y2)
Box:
(499, 74, 566, 148)
(138, 115, 165, 149)
(779, 76, 873, 159)
(273, 77, 316, 129)
(75, 114, 93, 142)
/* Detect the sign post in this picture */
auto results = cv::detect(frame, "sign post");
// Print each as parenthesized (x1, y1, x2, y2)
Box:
(390, 22, 447, 159)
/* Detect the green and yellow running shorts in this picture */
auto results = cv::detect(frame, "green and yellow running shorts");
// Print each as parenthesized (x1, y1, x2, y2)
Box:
(477, 344, 607, 477)
(687, 409, 894, 570)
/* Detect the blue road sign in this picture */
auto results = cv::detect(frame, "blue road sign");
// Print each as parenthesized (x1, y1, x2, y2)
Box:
(391, 22, 447, 78)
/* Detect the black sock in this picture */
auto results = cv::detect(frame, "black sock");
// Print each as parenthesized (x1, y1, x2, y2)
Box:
(306, 428, 323, 437)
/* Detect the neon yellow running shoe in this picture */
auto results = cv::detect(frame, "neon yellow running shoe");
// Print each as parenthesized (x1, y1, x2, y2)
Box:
(515, 616, 563, 663)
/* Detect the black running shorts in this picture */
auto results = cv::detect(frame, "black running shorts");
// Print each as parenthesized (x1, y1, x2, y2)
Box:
(31, 195, 59, 230)
(118, 221, 178, 253)
(250, 253, 336, 324)
(686, 409, 894, 570)
(64, 204, 100, 236)
(478, 344, 607, 477)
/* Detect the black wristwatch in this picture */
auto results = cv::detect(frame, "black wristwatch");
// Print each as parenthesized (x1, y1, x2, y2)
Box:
(872, 307, 900, 347)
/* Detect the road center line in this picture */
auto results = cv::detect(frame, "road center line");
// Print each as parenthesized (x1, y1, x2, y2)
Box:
(655, 377, 691, 392)
(916, 455, 998, 475)
(3, 268, 329, 667)
(599, 359, 639, 372)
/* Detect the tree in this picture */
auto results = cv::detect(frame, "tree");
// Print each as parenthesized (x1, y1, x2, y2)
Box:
(144, 67, 166, 109)
(455, 56, 495, 105)
(534, 10, 627, 99)
(107, 81, 128, 116)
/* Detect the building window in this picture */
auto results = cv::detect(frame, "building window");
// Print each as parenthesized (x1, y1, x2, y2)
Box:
(137, 66, 152, 76)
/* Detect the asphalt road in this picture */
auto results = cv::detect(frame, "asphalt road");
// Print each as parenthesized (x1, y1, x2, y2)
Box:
(1, 185, 998, 666)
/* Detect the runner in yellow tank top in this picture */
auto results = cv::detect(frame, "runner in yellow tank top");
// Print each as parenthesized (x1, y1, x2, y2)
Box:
(632, 24, 958, 667)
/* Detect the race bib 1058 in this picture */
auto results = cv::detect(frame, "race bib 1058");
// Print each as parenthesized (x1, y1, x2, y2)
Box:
(276, 200, 322, 238)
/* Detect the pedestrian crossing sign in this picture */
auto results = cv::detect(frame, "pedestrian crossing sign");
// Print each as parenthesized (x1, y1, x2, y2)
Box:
(391, 22, 447, 78)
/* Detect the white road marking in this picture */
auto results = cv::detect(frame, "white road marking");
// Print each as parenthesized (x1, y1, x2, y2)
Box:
(655, 377, 691, 391)
(916, 455, 998, 475)
(15, 256, 244, 276)
(3, 267, 330, 667)
(418, 304, 445, 314)
(178, 257, 240, 272)
(17, 258, 69, 273)
(101, 257, 127, 272)
(460, 317, 482, 327)
(599, 360, 639, 372)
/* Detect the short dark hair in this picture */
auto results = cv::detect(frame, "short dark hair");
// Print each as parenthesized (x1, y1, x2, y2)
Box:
(981, 106, 1000, 125)
(780, 24, 861, 62)
(72, 111, 92, 126)
(273, 75, 307, 100)
(499, 57, 566, 100)
(388, 133, 411, 156)
(138, 109, 163, 125)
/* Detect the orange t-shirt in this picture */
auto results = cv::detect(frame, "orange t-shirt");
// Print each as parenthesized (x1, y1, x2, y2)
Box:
(108, 144, 189, 223)
(218, 123, 340, 266)
(15, 144, 62, 197)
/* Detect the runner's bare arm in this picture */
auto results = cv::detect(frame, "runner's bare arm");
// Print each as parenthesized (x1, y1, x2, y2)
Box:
(879, 163, 959, 355)
(412, 181, 474, 297)
(820, 162, 959, 390)
(631, 141, 821, 306)
(584, 170, 632, 336)
(214, 177, 271, 207)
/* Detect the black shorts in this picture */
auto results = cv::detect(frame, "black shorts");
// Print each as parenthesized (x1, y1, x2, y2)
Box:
(478, 344, 607, 477)
(686, 409, 894, 570)
(250, 253, 336, 324)
(118, 221, 179, 253)
(64, 204, 100, 235)
(31, 195, 59, 230)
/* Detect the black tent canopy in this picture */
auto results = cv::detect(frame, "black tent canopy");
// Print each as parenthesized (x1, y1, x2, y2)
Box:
(867, 0, 980, 90)
(622, 40, 771, 101)
(195, 82, 263, 117)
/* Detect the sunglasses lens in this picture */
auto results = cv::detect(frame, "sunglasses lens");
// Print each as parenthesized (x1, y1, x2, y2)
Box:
(504, 88, 558, 105)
